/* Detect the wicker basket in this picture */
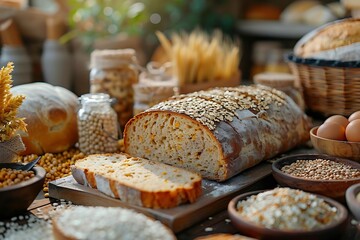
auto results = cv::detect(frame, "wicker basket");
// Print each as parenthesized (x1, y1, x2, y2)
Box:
(287, 54, 360, 117)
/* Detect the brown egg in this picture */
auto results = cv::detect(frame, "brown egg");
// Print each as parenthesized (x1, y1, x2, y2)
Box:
(325, 115, 349, 128)
(317, 122, 346, 141)
(345, 119, 360, 142)
(349, 111, 360, 122)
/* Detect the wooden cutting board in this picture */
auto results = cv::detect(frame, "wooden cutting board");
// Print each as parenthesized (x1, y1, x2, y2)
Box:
(49, 162, 273, 233)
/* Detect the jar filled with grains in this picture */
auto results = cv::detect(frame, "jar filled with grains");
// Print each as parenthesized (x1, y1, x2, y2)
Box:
(77, 93, 119, 155)
(90, 49, 139, 129)
(253, 72, 305, 110)
(133, 63, 178, 115)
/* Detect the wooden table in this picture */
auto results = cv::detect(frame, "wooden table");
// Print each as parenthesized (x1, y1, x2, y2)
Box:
(16, 177, 358, 240)
(2, 145, 360, 239)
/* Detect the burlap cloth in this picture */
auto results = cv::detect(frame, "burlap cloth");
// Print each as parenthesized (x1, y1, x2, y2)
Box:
(0, 134, 25, 163)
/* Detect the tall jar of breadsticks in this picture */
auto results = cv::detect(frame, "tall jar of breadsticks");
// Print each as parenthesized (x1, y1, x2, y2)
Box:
(89, 49, 139, 129)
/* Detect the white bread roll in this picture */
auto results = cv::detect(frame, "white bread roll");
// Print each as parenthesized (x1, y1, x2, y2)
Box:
(302, 5, 336, 26)
(11, 82, 78, 155)
(280, 0, 320, 23)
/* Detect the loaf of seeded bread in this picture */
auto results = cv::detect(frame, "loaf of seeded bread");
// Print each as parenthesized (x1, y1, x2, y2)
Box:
(71, 153, 202, 208)
(53, 206, 176, 240)
(124, 85, 310, 182)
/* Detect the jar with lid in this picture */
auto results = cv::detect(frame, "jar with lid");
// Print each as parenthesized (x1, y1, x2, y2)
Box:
(77, 93, 119, 155)
(133, 62, 178, 115)
(90, 49, 139, 129)
(253, 72, 306, 110)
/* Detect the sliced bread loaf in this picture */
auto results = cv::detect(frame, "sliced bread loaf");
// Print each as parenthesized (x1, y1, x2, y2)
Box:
(71, 153, 202, 208)
(53, 206, 176, 240)
(124, 85, 310, 181)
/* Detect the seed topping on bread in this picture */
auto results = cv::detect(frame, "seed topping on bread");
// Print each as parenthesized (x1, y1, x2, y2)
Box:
(149, 85, 286, 130)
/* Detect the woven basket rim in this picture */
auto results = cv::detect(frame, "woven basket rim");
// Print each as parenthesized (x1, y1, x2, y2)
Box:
(286, 53, 360, 68)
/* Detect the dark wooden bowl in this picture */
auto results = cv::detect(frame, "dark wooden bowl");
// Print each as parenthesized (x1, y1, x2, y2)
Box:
(346, 183, 360, 221)
(228, 190, 348, 240)
(310, 126, 360, 162)
(0, 163, 45, 219)
(272, 154, 360, 201)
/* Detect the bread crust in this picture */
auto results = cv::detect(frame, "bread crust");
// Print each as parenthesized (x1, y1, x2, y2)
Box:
(71, 153, 202, 209)
(294, 18, 360, 58)
(195, 233, 256, 240)
(124, 86, 310, 181)
(11, 82, 78, 155)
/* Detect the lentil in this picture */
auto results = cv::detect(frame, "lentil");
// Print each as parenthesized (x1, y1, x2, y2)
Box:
(236, 188, 338, 231)
(0, 168, 35, 188)
(281, 159, 360, 180)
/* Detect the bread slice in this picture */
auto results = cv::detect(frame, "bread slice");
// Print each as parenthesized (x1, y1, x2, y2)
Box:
(71, 153, 202, 208)
(53, 206, 176, 240)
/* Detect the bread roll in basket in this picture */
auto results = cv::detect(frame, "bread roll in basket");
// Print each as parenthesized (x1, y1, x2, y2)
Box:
(288, 18, 360, 116)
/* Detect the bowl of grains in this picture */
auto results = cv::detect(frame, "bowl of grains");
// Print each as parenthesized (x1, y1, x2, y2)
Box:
(228, 188, 348, 240)
(346, 183, 360, 221)
(310, 126, 360, 161)
(0, 163, 45, 219)
(272, 154, 360, 201)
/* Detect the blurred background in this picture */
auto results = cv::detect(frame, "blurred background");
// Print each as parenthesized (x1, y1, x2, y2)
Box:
(0, 0, 349, 95)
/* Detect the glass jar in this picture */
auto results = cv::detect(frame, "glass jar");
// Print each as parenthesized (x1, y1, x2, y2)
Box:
(77, 93, 119, 155)
(90, 49, 139, 129)
(133, 62, 178, 115)
(253, 72, 306, 110)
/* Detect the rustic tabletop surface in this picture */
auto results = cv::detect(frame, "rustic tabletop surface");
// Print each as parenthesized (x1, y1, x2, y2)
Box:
(1, 141, 360, 239)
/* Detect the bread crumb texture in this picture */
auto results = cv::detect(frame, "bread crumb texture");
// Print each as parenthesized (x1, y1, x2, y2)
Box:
(55, 206, 176, 240)
(72, 153, 202, 208)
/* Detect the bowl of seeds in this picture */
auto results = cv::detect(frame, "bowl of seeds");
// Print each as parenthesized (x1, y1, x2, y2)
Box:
(272, 154, 360, 201)
(0, 163, 45, 219)
(228, 188, 348, 240)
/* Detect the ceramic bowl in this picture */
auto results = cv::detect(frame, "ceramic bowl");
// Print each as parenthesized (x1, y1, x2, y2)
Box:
(272, 154, 360, 201)
(310, 126, 360, 162)
(0, 163, 45, 219)
(228, 190, 348, 240)
(346, 183, 360, 221)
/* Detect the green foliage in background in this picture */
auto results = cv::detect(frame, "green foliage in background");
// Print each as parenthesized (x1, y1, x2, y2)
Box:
(142, 0, 236, 49)
(61, 0, 148, 52)
(62, 0, 236, 53)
